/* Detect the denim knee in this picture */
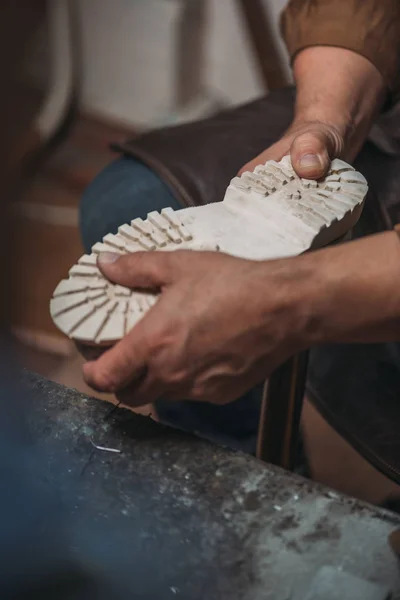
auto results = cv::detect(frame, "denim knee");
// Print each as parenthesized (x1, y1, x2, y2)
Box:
(79, 157, 180, 253)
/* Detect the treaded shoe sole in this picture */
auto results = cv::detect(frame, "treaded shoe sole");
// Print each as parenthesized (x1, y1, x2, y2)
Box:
(50, 156, 367, 346)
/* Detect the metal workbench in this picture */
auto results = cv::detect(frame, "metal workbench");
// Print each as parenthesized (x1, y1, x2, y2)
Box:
(21, 372, 400, 599)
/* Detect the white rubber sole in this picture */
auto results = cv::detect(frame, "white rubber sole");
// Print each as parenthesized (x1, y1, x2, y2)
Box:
(50, 156, 368, 345)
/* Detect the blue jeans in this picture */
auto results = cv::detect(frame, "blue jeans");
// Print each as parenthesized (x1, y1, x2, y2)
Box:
(80, 157, 263, 453)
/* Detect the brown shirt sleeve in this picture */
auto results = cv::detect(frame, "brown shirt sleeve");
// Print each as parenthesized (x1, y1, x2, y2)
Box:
(281, 0, 400, 94)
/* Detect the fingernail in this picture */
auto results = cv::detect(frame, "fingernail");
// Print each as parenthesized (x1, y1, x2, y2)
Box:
(299, 154, 322, 169)
(98, 252, 120, 265)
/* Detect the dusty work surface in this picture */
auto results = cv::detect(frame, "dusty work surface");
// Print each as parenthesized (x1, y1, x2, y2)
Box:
(25, 372, 400, 599)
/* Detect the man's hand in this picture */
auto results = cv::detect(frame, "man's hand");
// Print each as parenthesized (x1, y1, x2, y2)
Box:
(83, 250, 313, 406)
(83, 231, 400, 406)
(240, 119, 345, 179)
(241, 47, 385, 179)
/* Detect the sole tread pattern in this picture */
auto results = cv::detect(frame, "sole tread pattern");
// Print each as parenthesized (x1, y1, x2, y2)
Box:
(50, 157, 368, 345)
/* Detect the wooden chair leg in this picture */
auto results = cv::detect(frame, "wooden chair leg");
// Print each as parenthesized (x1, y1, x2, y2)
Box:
(256, 351, 309, 470)
(256, 233, 353, 469)
(175, 0, 207, 110)
(236, 0, 289, 90)
(11, 0, 78, 169)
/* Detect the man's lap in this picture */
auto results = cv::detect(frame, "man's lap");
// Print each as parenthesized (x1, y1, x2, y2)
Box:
(80, 157, 181, 251)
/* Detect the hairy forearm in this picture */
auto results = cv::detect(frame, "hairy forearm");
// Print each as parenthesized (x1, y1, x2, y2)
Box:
(292, 47, 386, 160)
(241, 46, 387, 177)
(280, 47, 394, 343)
(274, 231, 400, 346)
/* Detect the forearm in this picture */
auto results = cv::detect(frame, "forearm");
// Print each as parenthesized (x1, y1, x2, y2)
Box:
(292, 47, 386, 160)
(240, 45, 387, 177)
(277, 231, 400, 346)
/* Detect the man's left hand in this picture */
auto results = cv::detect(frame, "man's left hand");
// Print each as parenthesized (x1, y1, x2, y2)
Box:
(83, 250, 312, 406)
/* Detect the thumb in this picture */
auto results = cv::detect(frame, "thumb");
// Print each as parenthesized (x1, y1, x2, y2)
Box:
(290, 128, 341, 180)
(97, 251, 172, 289)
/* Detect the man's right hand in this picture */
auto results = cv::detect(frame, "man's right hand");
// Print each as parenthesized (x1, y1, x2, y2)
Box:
(240, 46, 386, 180)
(240, 119, 345, 180)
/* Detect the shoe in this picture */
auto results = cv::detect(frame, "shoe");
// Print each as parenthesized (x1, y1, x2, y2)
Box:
(50, 156, 368, 345)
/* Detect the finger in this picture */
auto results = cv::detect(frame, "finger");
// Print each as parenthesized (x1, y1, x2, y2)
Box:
(290, 127, 342, 179)
(83, 323, 149, 392)
(97, 251, 174, 290)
